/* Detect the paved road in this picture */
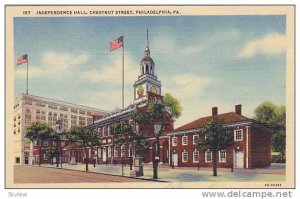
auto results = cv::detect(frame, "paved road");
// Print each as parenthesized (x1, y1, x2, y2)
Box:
(14, 165, 146, 183)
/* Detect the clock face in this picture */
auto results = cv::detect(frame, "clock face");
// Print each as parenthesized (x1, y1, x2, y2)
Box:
(150, 86, 157, 94)
(137, 86, 144, 97)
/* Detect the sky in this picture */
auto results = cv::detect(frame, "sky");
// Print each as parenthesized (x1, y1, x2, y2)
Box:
(14, 15, 286, 128)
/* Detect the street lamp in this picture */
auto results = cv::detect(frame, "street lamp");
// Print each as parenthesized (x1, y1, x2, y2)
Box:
(121, 145, 125, 176)
(153, 123, 161, 179)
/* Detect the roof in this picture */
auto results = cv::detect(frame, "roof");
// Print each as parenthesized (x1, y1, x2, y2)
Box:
(174, 112, 249, 132)
(140, 56, 154, 63)
(15, 93, 110, 114)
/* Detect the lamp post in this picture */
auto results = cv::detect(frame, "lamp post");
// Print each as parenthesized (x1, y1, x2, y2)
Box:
(153, 123, 161, 179)
(121, 146, 125, 176)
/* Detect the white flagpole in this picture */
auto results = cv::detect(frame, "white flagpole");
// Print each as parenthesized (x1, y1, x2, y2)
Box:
(122, 37, 124, 110)
(26, 55, 29, 94)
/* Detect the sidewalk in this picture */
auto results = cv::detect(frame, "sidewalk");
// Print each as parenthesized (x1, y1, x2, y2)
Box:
(42, 163, 285, 182)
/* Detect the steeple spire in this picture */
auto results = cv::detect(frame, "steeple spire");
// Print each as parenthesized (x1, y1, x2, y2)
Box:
(147, 29, 149, 48)
(145, 29, 150, 56)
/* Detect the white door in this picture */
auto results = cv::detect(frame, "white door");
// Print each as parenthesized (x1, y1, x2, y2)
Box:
(235, 150, 244, 168)
(172, 153, 178, 166)
(102, 148, 106, 162)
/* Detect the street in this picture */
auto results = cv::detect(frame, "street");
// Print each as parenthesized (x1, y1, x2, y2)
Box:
(14, 165, 147, 183)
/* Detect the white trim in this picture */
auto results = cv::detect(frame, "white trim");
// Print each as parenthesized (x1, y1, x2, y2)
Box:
(193, 150, 199, 163)
(182, 135, 188, 145)
(234, 129, 243, 141)
(193, 134, 199, 145)
(205, 151, 212, 163)
(172, 137, 177, 146)
(168, 136, 171, 165)
(219, 150, 226, 163)
(182, 151, 188, 162)
(246, 126, 249, 168)
(147, 135, 169, 140)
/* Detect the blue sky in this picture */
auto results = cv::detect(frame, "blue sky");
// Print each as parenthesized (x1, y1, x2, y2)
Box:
(14, 15, 286, 127)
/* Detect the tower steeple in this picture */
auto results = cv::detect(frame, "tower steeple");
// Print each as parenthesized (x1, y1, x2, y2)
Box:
(133, 29, 162, 103)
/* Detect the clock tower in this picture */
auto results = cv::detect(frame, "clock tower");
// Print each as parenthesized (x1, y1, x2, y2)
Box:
(133, 30, 162, 103)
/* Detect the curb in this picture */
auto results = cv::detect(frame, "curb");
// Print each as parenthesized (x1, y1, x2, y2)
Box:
(30, 165, 169, 183)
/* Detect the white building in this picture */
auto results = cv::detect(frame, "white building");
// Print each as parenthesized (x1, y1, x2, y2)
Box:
(13, 93, 109, 165)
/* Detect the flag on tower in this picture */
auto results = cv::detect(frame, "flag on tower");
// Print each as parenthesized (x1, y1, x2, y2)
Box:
(17, 54, 28, 66)
(110, 36, 124, 51)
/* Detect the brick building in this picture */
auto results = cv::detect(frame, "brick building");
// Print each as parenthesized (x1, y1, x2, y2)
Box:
(63, 43, 173, 165)
(167, 105, 273, 168)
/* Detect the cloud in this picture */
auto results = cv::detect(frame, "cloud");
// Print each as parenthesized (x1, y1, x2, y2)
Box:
(81, 55, 138, 84)
(238, 33, 286, 58)
(15, 52, 89, 78)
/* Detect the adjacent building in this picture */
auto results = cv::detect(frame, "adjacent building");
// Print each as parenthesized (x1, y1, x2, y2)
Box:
(167, 105, 273, 168)
(13, 93, 109, 165)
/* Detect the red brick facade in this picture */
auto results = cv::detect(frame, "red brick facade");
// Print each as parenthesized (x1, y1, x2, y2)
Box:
(167, 106, 272, 168)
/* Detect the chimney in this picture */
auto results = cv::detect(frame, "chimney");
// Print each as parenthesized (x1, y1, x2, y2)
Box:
(235, 104, 242, 115)
(212, 107, 218, 116)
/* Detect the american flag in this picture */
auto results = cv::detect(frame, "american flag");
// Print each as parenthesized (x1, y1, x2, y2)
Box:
(110, 36, 124, 51)
(17, 54, 28, 66)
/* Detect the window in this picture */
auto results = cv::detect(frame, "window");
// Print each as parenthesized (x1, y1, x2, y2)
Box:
(53, 141, 56, 147)
(193, 134, 199, 145)
(182, 151, 188, 162)
(15, 157, 20, 163)
(61, 141, 65, 147)
(172, 137, 177, 146)
(114, 146, 118, 157)
(219, 150, 226, 163)
(108, 146, 111, 157)
(43, 153, 48, 160)
(102, 127, 106, 137)
(97, 128, 102, 136)
(205, 151, 212, 163)
(193, 151, 199, 162)
(182, 135, 188, 145)
(121, 145, 125, 157)
(43, 140, 48, 146)
(234, 129, 243, 141)
(107, 126, 111, 136)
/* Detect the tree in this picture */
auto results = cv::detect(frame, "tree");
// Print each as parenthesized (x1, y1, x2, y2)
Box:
(67, 126, 101, 171)
(45, 147, 59, 164)
(198, 119, 233, 176)
(25, 122, 55, 166)
(254, 101, 286, 162)
(130, 92, 182, 179)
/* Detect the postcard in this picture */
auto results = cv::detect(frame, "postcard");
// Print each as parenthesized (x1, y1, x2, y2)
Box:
(5, 5, 295, 189)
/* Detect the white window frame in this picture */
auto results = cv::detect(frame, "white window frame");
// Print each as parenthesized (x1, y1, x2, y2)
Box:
(102, 127, 105, 137)
(108, 126, 111, 136)
(61, 141, 65, 147)
(52, 141, 56, 147)
(43, 153, 48, 160)
(234, 129, 243, 141)
(114, 146, 118, 157)
(193, 134, 199, 145)
(182, 151, 188, 162)
(97, 128, 102, 136)
(108, 146, 111, 157)
(121, 145, 125, 157)
(172, 137, 177, 146)
(205, 151, 212, 163)
(193, 150, 199, 162)
(219, 150, 226, 163)
(182, 135, 188, 145)
(43, 140, 48, 146)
